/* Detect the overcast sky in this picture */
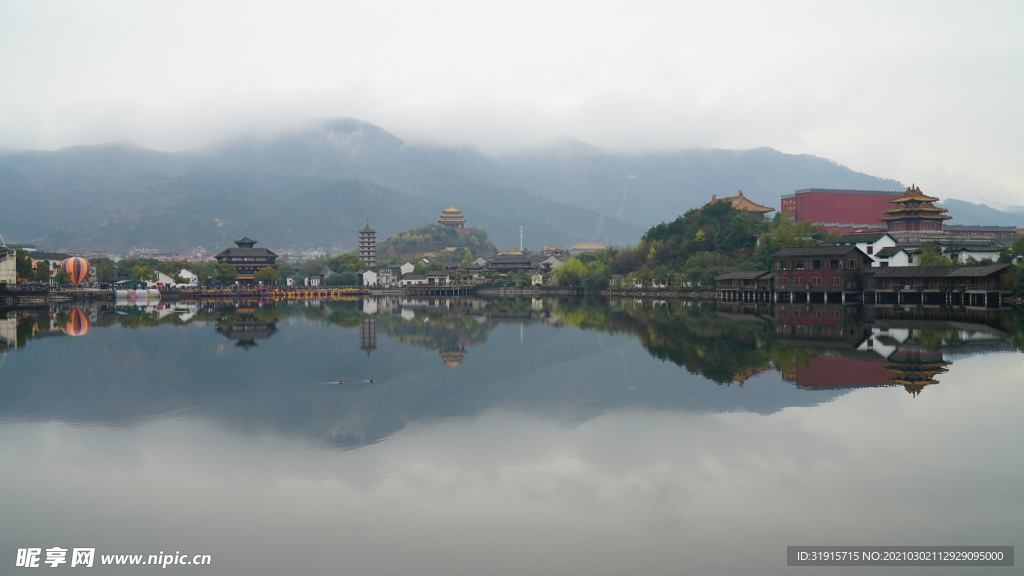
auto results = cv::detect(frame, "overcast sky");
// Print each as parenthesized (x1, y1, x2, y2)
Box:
(2, 0, 1023, 204)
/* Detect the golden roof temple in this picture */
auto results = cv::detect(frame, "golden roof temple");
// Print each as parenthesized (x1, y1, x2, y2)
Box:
(880, 185, 952, 232)
(438, 206, 467, 229)
(708, 190, 775, 215)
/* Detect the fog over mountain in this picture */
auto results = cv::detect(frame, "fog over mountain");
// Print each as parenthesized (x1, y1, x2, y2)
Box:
(1, 118, 1018, 254)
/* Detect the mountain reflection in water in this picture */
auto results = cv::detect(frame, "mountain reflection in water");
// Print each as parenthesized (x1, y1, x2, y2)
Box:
(1, 297, 1022, 450)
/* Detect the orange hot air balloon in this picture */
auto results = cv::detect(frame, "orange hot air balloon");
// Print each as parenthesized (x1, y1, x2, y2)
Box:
(63, 257, 91, 287)
(63, 308, 91, 337)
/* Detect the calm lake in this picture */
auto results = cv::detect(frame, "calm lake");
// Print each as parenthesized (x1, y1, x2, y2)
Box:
(1, 297, 1022, 575)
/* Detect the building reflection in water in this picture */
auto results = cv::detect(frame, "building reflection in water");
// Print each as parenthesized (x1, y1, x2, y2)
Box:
(717, 301, 1016, 396)
(359, 316, 376, 357)
(216, 307, 279, 350)
(439, 345, 467, 368)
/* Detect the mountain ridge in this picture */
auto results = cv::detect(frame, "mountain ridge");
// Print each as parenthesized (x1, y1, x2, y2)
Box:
(3, 117, 1016, 254)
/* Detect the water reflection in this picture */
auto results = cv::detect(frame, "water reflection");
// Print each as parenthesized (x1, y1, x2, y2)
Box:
(2, 297, 1023, 436)
(2, 297, 1023, 575)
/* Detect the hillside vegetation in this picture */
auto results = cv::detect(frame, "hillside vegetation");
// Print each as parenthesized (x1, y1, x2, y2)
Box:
(377, 224, 496, 264)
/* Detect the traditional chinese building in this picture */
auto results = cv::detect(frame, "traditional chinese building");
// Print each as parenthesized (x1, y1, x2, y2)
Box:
(780, 188, 902, 234)
(359, 224, 377, 268)
(707, 190, 774, 216)
(438, 206, 467, 230)
(862, 263, 1014, 307)
(360, 317, 376, 357)
(567, 242, 606, 255)
(488, 253, 532, 273)
(772, 245, 873, 304)
(439, 345, 467, 368)
(214, 237, 278, 281)
(215, 307, 278, 350)
(880, 185, 952, 232)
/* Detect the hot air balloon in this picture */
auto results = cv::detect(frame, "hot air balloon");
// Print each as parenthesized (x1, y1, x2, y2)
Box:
(63, 307, 91, 337)
(63, 257, 91, 287)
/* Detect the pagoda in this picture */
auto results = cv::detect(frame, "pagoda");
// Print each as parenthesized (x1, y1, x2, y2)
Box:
(707, 190, 774, 216)
(215, 237, 278, 281)
(880, 185, 952, 232)
(439, 345, 467, 368)
(438, 206, 467, 230)
(358, 224, 377, 268)
(883, 346, 951, 397)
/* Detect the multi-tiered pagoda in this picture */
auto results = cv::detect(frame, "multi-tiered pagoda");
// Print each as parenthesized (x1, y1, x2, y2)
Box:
(358, 224, 377, 268)
(880, 185, 952, 232)
(438, 206, 467, 230)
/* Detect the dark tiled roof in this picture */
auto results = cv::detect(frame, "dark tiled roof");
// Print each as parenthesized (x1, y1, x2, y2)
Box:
(402, 274, 426, 280)
(947, 245, 1006, 252)
(774, 245, 866, 258)
(866, 263, 1011, 278)
(837, 232, 890, 243)
(715, 270, 773, 280)
(31, 252, 71, 261)
(875, 247, 907, 257)
(360, 225, 375, 233)
(489, 254, 531, 264)
(216, 247, 278, 257)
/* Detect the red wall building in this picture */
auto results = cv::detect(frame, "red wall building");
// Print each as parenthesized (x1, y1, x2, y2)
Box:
(782, 355, 894, 389)
(781, 188, 904, 234)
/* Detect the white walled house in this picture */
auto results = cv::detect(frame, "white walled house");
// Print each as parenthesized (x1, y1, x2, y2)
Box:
(873, 247, 913, 267)
(398, 274, 428, 287)
(836, 233, 898, 266)
(358, 269, 378, 287)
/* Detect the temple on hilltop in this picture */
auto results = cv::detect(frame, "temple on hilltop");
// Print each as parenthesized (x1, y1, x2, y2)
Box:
(880, 185, 952, 232)
(438, 206, 467, 230)
(215, 237, 278, 281)
(707, 190, 774, 216)
(359, 224, 377, 268)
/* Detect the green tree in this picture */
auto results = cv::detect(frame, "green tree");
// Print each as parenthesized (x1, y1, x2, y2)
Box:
(94, 261, 117, 283)
(325, 272, 358, 286)
(116, 258, 160, 279)
(327, 254, 364, 273)
(213, 263, 238, 283)
(15, 250, 34, 279)
(275, 262, 296, 279)
(553, 258, 587, 286)
(33, 260, 51, 283)
(917, 242, 954, 266)
(682, 251, 738, 288)
(52, 269, 71, 285)
(1012, 236, 1024, 258)
(1016, 265, 1024, 294)
(253, 267, 280, 284)
(131, 266, 159, 282)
